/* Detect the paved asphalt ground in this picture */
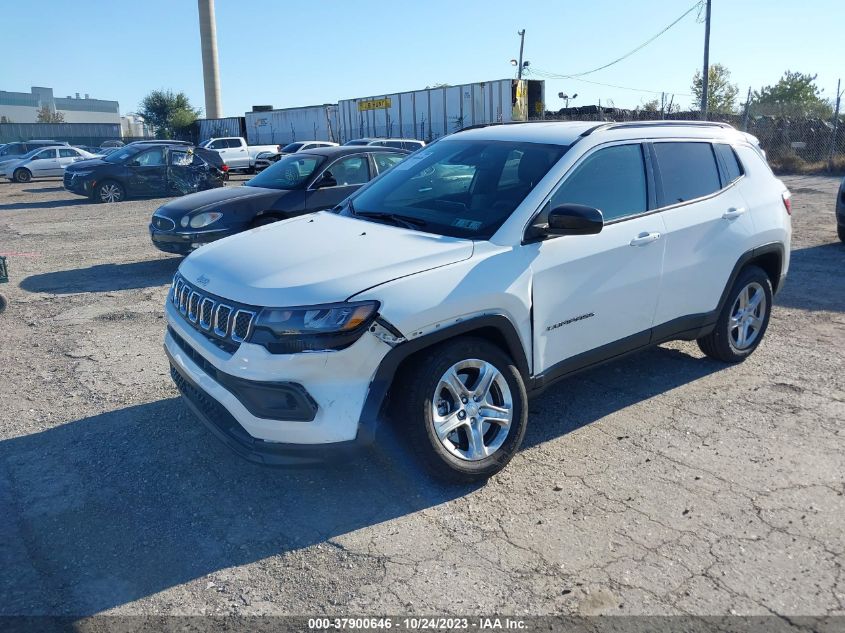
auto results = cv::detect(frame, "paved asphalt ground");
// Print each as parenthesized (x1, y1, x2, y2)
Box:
(0, 173, 842, 617)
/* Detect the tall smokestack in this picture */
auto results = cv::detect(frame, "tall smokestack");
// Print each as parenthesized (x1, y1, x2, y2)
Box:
(197, 0, 222, 119)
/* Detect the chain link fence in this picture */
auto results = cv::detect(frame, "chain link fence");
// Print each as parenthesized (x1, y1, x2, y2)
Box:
(531, 105, 845, 174)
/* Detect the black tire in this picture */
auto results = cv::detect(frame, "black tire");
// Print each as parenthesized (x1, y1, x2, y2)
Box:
(12, 168, 32, 183)
(396, 337, 528, 483)
(94, 180, 125, 203)
(0, 293, 6, 314)
(838, 224, 845, 244)
(697, 265, 773, 363)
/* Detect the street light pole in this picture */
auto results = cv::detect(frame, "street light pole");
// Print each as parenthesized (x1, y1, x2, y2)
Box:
(517, 30, 526, 80)
(700, 0, 712, 120)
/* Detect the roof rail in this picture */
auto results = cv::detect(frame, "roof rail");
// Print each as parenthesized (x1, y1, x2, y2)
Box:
(580, 120, 735, 137)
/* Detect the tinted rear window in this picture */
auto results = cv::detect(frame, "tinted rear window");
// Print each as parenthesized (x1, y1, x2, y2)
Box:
(653, 142, 721, 204)
(714, 143, 743, 184)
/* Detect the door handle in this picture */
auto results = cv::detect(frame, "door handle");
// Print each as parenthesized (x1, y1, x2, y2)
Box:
(722, 207, 746, 220)
(629, 231, 661, 246)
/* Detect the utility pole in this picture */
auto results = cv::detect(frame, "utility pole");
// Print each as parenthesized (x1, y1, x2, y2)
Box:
(741, 86, 752, 131)
(700, 0, 712, 120)
(198, 0, 222, 119)
(517, 30, 526, 80)
(829, 78, 842, 172)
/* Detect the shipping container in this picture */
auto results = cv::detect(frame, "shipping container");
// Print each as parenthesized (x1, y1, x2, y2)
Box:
(197, 117, 246, 143)
(336, 79, 545, 143)
(0, 122, 121, 145)
(244, 105, 339, 146)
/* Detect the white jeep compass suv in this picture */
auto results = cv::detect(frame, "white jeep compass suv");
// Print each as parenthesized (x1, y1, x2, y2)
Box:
(165, 121, 791, 481)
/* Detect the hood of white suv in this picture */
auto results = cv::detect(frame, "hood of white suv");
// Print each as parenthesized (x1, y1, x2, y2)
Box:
(177, 211, 474, 306)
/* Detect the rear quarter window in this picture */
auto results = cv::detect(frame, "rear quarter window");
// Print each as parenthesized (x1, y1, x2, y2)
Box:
(653, 142, 721, 205)
(714, 143, 744, 184)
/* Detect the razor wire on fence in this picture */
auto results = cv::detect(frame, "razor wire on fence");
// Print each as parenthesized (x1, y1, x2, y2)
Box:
(530, 105, 845, 173)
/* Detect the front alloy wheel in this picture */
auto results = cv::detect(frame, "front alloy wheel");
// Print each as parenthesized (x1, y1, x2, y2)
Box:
(398, 337, 528, 482)
(432, 359, 514, 461)
(97, 181, 124, 203)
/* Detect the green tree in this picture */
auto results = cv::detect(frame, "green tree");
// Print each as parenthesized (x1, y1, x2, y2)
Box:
(36, 105, 65, 123)
(138, 89, 201, 139)
(750, 71, 833, 118)
(641, 98, 661, 112)
(691, 63, 739, 113)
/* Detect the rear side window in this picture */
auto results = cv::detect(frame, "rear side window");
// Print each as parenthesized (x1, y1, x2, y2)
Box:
(225, 139, 242, 148)
(714, 143, 743, 184)
(59, 148, 79, 158)
(653, 142, 721, 204)
(551, 144, 647, 222)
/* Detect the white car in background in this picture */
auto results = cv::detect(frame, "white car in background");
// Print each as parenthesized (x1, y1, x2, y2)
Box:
(198, 137, 280, 172)
(343, 137, 426, 151)
(0, 146, 98, 183)
(254, 141, 339, 171)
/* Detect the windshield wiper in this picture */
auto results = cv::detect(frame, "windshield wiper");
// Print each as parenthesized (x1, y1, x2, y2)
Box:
(353, 209, 427, 230)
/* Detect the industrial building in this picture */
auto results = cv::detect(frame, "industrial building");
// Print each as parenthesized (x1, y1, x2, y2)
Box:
(0, 86, 120, 124)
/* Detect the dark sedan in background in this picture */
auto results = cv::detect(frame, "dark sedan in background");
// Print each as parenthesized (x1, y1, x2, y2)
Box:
(149, 145, 408, 255)
(64, 143, 228, 203)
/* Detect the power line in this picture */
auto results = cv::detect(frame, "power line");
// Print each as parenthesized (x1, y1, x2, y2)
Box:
(529, 69, 694, 97)
(542, 0, 703, 79)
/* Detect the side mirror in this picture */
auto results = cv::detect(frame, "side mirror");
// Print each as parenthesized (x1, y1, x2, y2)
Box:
(315, 171, 337, 188)
(544, 204, 603, 236)
(127, 160, 140, 167)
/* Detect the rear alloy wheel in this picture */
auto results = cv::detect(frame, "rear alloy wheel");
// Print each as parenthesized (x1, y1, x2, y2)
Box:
(12, 168, 32, 183)
(698, 265, 773, 362)
(95, 181, 125, 203)
(398, 337, 528, 482)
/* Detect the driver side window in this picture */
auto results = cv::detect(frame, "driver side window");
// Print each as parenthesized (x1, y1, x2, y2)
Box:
(135, 148, 166, 166)
(551, 144, 647, 222)
(326, 155, 370, 186)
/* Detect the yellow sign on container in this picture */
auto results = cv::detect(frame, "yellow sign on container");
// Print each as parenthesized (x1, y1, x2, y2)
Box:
(358, 98, 392, 111)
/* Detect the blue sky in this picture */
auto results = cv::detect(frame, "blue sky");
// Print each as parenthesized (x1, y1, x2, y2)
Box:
(5, 0, 844, 117)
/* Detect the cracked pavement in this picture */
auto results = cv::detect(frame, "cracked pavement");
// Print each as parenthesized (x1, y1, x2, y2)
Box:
(0, 174, 842, 616)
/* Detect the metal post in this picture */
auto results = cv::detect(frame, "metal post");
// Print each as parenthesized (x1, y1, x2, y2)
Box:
(700, 0, 712, 120)
(517, 30, 526, 80)
(741, 86, 752, 131)
(829, 78, 842, 172)
(197, 0, 222, 119)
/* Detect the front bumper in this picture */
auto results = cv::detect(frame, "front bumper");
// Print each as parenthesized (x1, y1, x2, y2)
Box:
(63, 173, 94, 196)
(149, 225, 232, 255)
(164, 301, 390, 463)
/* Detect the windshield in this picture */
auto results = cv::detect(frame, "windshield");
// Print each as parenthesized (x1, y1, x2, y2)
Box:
(346, 139, 568, 239)
(16, 148, 50, 160)
(280, 143, 304, 153)
(103, 147, 142, 164)
(245, 153, 324, 190)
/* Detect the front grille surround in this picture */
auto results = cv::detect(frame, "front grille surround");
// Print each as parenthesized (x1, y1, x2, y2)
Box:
(170, 274, 257, 351)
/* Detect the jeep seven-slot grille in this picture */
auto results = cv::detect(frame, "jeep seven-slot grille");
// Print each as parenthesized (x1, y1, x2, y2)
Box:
(170, 274, 258, 352)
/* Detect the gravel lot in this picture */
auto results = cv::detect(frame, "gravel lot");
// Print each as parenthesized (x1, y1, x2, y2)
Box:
(0, 173, 842, 618)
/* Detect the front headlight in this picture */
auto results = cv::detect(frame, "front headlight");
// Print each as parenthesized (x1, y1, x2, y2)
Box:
(250, 301, 379, 353)
(71, 170, 93, 178)
(182, 212, 223, 229)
